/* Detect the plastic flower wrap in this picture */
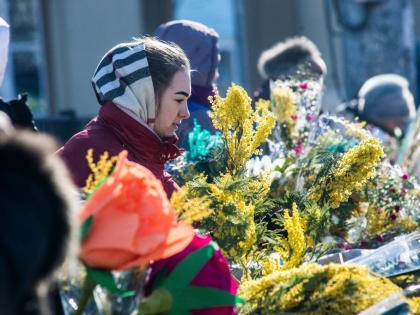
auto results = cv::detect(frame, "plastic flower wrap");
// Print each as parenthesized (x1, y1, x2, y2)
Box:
(397, 110, 420, 166)
(346, 163, 420, 248)
(269, 78, 323, 156)
(238, 263, 401, 314)
(142, 235, 243, 315)
(346, 231, 420, 278)
(62, 150, 194, 314)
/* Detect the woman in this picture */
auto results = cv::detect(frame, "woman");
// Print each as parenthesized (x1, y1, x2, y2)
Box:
(57, 37, 191, 198)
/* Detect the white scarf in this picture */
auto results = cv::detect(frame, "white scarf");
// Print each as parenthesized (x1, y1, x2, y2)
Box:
(91, 42, 156, 126)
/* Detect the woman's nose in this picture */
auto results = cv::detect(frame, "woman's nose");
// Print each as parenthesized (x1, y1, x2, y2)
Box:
(179, 102, 190, 119)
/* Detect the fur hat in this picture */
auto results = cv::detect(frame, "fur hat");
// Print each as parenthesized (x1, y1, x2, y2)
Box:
(257, 36, 327, 80)
(358, 74, 416, 131)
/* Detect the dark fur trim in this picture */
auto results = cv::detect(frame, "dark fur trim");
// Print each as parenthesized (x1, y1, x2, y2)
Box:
(257, 36, 327, 80)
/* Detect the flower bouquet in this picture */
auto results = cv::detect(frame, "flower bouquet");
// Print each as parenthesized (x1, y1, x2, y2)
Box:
(60, 150, 194, 314)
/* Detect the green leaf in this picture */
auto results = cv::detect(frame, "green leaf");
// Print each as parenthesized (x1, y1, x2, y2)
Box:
(170, 287, 245, 312)
(164, 243, 216, 289)
(80, 215, 93, 242)
(166, 310, 190, 315)
(86, 267, 134, 297)
(152, 267, 168, 291)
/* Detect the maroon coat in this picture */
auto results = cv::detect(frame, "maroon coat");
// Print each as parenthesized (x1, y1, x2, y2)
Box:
(57, 101, 183, 198)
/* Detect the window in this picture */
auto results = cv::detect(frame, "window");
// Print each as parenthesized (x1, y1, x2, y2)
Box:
(174, 0, 248, 94)
(0, 0, 49, 116)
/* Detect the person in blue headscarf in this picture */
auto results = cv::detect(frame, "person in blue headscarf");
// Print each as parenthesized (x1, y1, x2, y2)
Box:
(155, 20, 220, 149)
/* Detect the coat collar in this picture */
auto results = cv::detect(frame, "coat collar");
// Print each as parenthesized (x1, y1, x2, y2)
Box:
(97, 101, 183, 165)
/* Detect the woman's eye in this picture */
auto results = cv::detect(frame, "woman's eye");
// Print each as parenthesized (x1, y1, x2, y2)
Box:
(175, 99, 184, 104)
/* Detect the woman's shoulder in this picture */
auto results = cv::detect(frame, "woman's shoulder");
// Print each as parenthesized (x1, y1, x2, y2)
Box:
(60, 121, 121, 154)
(56, 122, 124, 186)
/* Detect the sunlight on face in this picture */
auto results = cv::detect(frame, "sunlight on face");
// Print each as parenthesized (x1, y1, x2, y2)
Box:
(153, 67, 191, 138)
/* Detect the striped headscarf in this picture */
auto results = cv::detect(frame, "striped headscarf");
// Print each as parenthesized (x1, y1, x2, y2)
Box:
(92, 42, 156, 125)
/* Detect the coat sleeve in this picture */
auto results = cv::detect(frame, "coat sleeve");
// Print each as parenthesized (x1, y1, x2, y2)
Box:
(161, 171, 180, 199)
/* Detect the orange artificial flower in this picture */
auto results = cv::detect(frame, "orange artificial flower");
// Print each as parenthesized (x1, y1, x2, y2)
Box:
(78, 150, 194, 270)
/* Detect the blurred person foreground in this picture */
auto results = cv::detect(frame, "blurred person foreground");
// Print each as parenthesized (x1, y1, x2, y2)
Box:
(0, 129, 77, 315)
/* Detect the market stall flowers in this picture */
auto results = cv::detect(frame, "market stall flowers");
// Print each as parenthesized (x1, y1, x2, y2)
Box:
(79, 150, 194, 270)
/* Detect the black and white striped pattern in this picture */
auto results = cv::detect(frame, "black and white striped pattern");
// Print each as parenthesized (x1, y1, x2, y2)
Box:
(92, 42, 156, 125)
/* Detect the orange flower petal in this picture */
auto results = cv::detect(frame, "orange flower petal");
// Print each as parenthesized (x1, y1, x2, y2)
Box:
(119, 222, 194, 270)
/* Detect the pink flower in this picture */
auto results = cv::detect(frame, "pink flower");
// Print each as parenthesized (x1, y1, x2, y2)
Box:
(389, 187, 396, 193)
(361, 240, 368, 248)
(402, 174, 409, 181)
(390, 213, 398, 220)
(377, 235, 385, 242)
(395, 205, 402, 212)
(291, 114, 299, 121)
(377, 208, 384, 214)
(337, 242, 346, 249)
(345, 244, 353, 250)
(298, 82, 308, 89)
(294, 144, 303, 156)
(368, 125, 376, 131)
(401, 188, 407, 195)
(306, 114, 315, 122)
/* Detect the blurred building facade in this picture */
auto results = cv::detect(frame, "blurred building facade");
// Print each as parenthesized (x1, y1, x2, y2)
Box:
(0, 0, 419, 141)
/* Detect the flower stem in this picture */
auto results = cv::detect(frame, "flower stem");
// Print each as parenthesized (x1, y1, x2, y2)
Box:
(137, 287, 173, 315)
(74, 275, 96, 315)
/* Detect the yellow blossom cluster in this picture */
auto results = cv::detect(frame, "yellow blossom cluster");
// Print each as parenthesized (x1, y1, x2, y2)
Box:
(407, 297, 420, 314)
(169, 189, 213, 224)
(365, 204, 418, 238)
(209, 84, 275, 174)
(83, 149, 118, 195)
(261, 255, 281, 276)
(275, 203, 309, 270)
(309, 138, 385, 208)
(238, 263, 401, 314)
(271, 85, 297, 124)
(207, 173, 258, 260)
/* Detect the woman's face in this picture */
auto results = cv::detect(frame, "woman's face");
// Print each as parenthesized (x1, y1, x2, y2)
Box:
(153, 67, 191, 138)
